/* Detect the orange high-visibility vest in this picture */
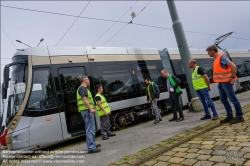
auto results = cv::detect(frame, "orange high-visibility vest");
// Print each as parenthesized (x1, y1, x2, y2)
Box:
(213, 54, 237, 82)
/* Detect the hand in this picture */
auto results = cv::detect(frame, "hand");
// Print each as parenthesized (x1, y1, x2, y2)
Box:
(104, 111, 109, 116)
(90, 109, 96, 114)
(154, 98, 158, 101)
(170, 88, 174, 92)
(230, 79, 235, 85)
(208, 87, 211, 91)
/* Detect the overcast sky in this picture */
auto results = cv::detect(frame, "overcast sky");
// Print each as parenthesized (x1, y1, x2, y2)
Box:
(1, 0, 250, 86)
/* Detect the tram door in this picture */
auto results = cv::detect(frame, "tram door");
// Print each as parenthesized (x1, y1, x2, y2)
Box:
(28, 68, 63, 147)
(58, 67, 86, 135)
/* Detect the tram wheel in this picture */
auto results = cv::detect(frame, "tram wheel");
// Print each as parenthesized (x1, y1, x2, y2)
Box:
(114, 114, 127, 129)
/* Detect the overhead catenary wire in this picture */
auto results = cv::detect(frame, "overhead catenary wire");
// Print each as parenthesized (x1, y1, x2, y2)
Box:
(135, 0, 152, 17)
(0, 5, 128, 24)
(0, 23, 17, 49)
(55, 0, 91, 46)
(92, 0, 138, 46)
(102, 0, 153, 46)
(101, 24, 129, 46)
(1, 4, 250, 41)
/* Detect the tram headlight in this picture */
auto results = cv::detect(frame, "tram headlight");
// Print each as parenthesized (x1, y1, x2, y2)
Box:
(10, 119, 17, 130)
(10, 124, 15, 130)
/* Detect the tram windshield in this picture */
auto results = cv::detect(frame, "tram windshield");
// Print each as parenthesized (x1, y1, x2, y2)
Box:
(6, 65, 28, 125)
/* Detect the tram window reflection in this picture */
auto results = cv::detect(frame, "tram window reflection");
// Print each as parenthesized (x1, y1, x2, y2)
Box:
(137, 71, 164, 91)
(101, 70, 135, 95)
(26, 69, 55, 111)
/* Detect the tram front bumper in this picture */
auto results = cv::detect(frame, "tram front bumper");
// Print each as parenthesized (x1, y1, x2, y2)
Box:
(6, 128, 30, 150)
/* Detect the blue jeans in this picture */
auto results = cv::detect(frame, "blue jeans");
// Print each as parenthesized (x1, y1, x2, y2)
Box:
(196, 88, 218, 116)
(81, 110, 97, 152)
(151, 100, 161, 120)
(218, 82, 243, 118)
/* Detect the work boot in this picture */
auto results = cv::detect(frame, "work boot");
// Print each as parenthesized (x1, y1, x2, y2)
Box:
(230, 117, 244, 124)
(201, 115, 211, 120)
(102, 137, 109, 140)
(89, 148, 101, 153)
(96, 144, 101, 148)
(169, 117, 178, 122)
(107, 133, 116, 137)
(220, 117, 234, 124)
(212, 115, 219, 120)
(176, 117, 184, 122)
(154, 120, 160, 124)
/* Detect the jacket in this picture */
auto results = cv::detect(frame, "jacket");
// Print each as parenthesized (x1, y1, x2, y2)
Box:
(146, 82, 160, 101)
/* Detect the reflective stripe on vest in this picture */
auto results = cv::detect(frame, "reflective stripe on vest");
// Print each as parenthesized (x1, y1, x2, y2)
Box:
(192, 66, 208, 90)
(169, 74, 182, 93)
(212, 54, 237, 83)
(95, 94, 111, 117)
(76, 86, 95, 112)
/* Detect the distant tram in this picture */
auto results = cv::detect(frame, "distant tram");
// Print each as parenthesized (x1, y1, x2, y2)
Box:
(1, 46, 249, 150)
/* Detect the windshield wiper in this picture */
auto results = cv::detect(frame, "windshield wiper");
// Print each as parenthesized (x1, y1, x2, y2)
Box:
(23, 65, 27, 82)
(11, 82, 18, 117)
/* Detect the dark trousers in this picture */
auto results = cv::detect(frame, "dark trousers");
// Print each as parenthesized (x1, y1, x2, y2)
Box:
(169, 92, 184, 118)
(100, 115, 112, 138)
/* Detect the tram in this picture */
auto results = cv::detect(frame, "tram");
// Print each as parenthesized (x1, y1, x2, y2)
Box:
(0, 46, 249, 150)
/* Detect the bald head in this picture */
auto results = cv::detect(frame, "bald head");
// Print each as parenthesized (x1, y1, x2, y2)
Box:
(188, 59, 197, 69)
(161, 69, 169, 78)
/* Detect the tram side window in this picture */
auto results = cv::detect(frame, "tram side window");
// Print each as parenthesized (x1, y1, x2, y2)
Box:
(58, 68, 84, 103)
(244, 58, 250, 75)
(100, 70, 135, 95)
(232, 57, 248, 76)
(137, 70, 164, 91)
(26, 68, 54, 111)
(168, 60, 186, 85)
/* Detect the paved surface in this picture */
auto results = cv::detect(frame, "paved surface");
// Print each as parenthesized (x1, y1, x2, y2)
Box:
(111, 104, 250, 166)
(147, 110, 250, 166)
(1, 91, 250, 166)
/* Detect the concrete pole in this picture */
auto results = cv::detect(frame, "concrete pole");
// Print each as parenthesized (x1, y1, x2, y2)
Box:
(166, 0, 203, 111)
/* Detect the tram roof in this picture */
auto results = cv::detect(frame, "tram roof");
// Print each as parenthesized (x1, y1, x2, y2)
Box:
(13, 46, 160, 58)
(13, 46, 249, 58)
(167, 48, 250, 54)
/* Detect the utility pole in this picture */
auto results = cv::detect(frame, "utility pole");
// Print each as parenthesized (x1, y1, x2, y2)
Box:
(166, 0, 202, 111)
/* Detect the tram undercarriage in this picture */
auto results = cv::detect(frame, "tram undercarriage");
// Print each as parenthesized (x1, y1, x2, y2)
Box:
(110, 100, 170, 130)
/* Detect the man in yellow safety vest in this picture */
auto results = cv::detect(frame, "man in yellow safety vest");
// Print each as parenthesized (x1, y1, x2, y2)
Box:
(188, 59, 219, 120)
(76, 75, 101, 153)
(95, 84, 116, 140)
